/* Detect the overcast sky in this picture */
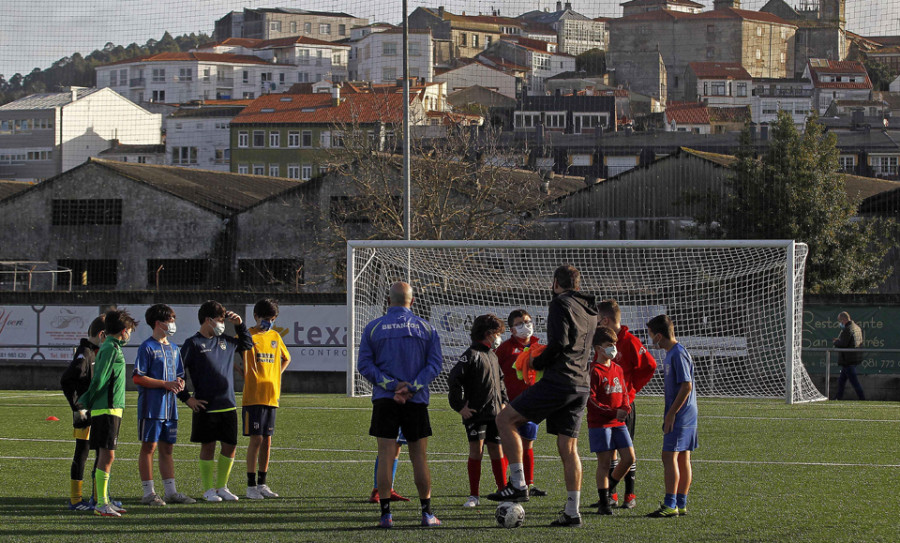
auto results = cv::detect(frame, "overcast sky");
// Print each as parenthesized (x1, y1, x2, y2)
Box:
(1, 0, 896, 80)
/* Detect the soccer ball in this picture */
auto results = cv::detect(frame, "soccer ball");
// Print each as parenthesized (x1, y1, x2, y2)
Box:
(495, 501, 525, 528)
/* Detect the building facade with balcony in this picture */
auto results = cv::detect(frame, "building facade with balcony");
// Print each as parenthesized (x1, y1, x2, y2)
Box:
(518, 2, 609, 56)
(803, 58, 873, 114)
(684, 62, 752, 106)
(750, 77, 815, 125)
(350, 29, 434, 83)
(198, 37, 351, 84)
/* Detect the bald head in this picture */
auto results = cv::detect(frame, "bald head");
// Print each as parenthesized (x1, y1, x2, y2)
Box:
(389, 282, 413, 307)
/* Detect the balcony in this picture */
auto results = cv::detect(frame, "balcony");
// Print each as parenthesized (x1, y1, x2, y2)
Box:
(216, 77, 234, 88)
(753, 88, 814, 98)
(129, 77, 146, 88)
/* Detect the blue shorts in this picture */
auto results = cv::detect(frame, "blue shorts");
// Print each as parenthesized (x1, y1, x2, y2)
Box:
(589, 426, 633, 453)
(517, 421, 539, 441)
(139, 418, 177, 444)
(662, 426, 698, 452)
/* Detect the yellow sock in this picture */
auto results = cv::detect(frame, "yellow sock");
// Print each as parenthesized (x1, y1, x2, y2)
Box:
(216, 454, 234, 489)
(95, 469, 110, 506)
(70, 480, 83, 504)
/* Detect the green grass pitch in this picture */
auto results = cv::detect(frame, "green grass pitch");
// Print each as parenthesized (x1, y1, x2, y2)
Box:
(0, 391, 897, 542)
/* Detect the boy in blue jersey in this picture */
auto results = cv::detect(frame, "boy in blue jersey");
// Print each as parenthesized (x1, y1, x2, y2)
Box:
(646, 314, 697, 518)
(133, 304, 196, 506)
(177, 301, 253, 502)
(358, 282, 443, 529)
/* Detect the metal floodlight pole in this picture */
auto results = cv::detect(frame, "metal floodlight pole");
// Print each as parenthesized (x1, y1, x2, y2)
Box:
(402, 0, 412, 282)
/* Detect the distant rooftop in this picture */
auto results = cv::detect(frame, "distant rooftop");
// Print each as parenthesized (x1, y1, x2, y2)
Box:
(0, 88, 101, 110)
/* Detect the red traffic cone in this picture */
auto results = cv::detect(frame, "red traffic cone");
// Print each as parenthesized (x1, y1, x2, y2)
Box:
(46, 416, 60, 421)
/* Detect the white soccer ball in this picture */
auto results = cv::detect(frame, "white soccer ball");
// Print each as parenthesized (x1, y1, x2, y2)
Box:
(495, 501, 525, 528)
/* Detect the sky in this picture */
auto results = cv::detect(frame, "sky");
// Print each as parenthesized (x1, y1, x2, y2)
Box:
(1, 0, 897, 79)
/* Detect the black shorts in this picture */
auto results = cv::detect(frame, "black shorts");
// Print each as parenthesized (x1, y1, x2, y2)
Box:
(190, 409, 238, 445)
(509, 380, 588, 438)
(242, 405, 277, 437)
(89, 414, 121, 451)
(369, 399, 431, 443)
(464, 419, 501, 444)
(624, 401, 636, 439)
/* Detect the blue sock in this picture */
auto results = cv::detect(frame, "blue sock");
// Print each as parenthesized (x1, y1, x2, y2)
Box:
(391, 458, 399, 487)
(373, 457, 379, 488)
(664, 493, 677, 509)
(676, 493, 687, 509)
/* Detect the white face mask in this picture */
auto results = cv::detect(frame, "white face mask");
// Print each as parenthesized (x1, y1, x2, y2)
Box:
(514, 322, 534, 339)
(212, 320, 226, 336)
(165, 322, 177, 336)
(491, 334, 502, 350)
(604, 345, 618, 359)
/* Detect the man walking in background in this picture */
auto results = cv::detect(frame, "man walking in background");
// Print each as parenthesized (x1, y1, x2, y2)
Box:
(833, 311, 865, 400)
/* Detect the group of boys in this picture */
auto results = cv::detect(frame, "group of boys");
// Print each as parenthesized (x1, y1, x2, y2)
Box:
(360, 266, 698, 528)
(61, 299, 291, 517)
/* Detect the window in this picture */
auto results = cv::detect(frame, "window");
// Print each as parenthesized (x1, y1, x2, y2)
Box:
(485, 36, 492, 47)
(332, 132, 344, 148)
(298, 49, 310, 65)
(838, 155, 856, 172)
(330, 196, 370, 223)
(179, 68, 192, 81)
(304, 22, 311, 33)
(409, 42, 420, 57)
(711, 82, 726, 96)
(762, 101, 778, 115)
(268, 164, 280, 177)
(756, 49, 762, 60)
(514, 112, 541, 128)
(298, 72, 309, 83)
(319, 23, 331, 35)
(706, 47, 715, 59)
(239, 259, 304, 288)
(238, 131, 249, 148)
(703, 82, 709, 96)
(382, 67, 397, 82)
(287, 164, 300, 179)
(171, 146, 198, 164)
(333, 53, 342, 65)
(383, 42, 398, 56)
(238, 164, 249, 174)
(545, 113, 565, 129)
(737, 83, 747, 97)
(873, 156, 899, 176)
(261, 72, 272, 82)
(781, 28, 787, 40)
(253, 164, 265, 175)
(780, 52, 786, 64)
(460, 33, 467, 46)
(472, 34, 479, 48)
(288, 131, 300, 147)
(26, 150, 52, 160)
(279, 73, 285, 84)
(253, 131, 265, 147)
(271, 21, 282, 32)
(243, 71, 250, 83)
(316, 50, 323, 66)
(146, 259, 208, 288)
(152, 68, 165, 82)
(339, 24, 346, 36)
(52, 199, 122, 226)
(214, 149, 227, 163)
(202, 68, 211, 82)
(269, 131, 280, 148)
(291, 21, 297, 33)
(301, 130, 312, 147)
(58, 259, 118, 287)
(110, 71, 118, 86)
(151, 90, 165, 102)
(301, 165, 313, 180)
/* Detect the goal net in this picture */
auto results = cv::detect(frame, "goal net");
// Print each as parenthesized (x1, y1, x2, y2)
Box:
(347, 240, 823, 404)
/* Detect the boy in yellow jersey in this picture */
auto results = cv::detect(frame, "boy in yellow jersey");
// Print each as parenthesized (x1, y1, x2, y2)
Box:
(239, 299, 291, 499)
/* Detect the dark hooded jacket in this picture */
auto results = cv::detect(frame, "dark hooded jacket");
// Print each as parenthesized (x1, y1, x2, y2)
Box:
(532, 290, 598, 391)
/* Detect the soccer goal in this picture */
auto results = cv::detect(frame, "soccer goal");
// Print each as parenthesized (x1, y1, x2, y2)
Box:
(347, 240, 824, 404)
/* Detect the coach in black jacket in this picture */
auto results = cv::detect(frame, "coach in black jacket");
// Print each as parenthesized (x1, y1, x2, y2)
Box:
(489, 265, 598, 527)
(833, 311, 865, 400)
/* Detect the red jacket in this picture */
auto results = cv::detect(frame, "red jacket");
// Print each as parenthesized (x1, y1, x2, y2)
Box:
(614, 326, 657, 404)
(587, 359, 630, 428)
(496, 335, 541, 401)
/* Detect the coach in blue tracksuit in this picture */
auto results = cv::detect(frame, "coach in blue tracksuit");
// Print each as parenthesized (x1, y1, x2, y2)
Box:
(358, 281, 443, 529)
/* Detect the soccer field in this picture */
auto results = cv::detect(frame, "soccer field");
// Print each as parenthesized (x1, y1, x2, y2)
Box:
(0, 391, 896, 542)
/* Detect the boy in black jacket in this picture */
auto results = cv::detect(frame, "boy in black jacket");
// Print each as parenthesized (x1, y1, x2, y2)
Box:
(60, 315, 106, 511)
(448, 314, 508, 509)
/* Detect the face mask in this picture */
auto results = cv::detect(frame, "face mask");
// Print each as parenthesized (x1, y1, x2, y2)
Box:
(514, 322, 534, 339)
(491, 335, 502, 350)
(838, 322, 845, 329)
(211, 320, 226, 336)
(166, 322, 177, 336)
(604, 345, 618, 359)
(122, 331, 131, 345)
(259, 319, 274, 331)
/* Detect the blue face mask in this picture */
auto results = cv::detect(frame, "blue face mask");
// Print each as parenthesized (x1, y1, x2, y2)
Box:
(259, 319, 274, 331)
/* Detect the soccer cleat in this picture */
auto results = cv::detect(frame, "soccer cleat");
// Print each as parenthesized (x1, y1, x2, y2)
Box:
(462, 495, 479, 508)
(389, 489, 409, 502)
(368, 488, 379, 503)
(164, 492, 196, 504)
(647, 503, 679, 518)
(550, 510, 583, 527)
(257, 484, 279, 498)
(610, 492, 619, 507)
(487, 483, 529, 503)
(622, 494, 637, 509)
(68, 500, 93, 511)
(378, 513, 393, 529)
(246, 486, 265, 500)
(528, 485, 548, 497)
(678, 507, 687, 516)
(140, 493, 166, 506)
(109, 503, 127, 514)
(597, 500, 613, 516)
(203, 489, 223, 502)
(93, 503, 121, 517)
(421, 512, 442, 527)
(216, 487, 239, 501)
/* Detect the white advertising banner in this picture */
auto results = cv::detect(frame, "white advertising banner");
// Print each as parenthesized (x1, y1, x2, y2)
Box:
(0, 305, 39, 360)
(244, 305, 347, 372)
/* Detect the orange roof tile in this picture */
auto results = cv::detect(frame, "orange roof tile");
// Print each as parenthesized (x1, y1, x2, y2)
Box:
(230, 92, 406, 125)
(666, 102, 710, 124)
(807, 59, 873, 90)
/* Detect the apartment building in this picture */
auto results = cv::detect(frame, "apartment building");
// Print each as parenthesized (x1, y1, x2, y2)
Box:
(350, 29, 434, 83)
(518, 2, 608, 56)
(683, 62, 752, 106)
(804, 58, 873, 114)
(165, 104, 247, 172)
(215, 8, 367, 41)
(750, 77, 814, 126)
(485, 38, 576, 95)
(198, 37, 351, 83)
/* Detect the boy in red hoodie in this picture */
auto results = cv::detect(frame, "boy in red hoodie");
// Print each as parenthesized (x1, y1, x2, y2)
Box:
(587, 326, 635, 515)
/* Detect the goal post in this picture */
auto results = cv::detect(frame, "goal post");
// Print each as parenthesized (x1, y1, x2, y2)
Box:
(347, 240, 824, 404)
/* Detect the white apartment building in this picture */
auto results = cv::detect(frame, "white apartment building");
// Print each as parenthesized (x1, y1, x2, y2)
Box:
(684, 62, 753, 107)
(0, 87, 161, 181)
(165, 105, 246, 172)
(804, 58, 873, 115)
(198, 37, 351, 83)
(488, 39, 576, 95)
(350, 29, 434, 83)
(750, 77, 815, 127)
